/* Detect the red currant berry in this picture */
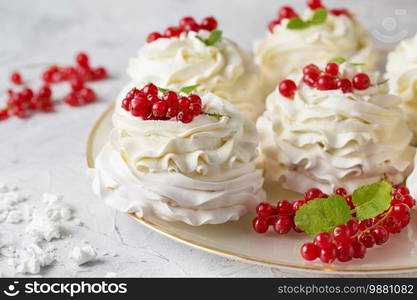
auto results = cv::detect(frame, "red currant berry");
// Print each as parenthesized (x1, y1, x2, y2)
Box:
(319, 244, 336, 263)
(93, 66, 108, 80)
(317, 74, 337, 90)
(335, 187, 347, 196)
(61, 66, 78, 80)
(122, 98, 132, 111)
(346, 219, 359, 235)
(336, 243, 354, 262)
(64, 92, 81, 107)
(190, 103, 202, 116)
(80, 87, 96, 103)
(400, 215, 410, 228)
(179, 16, 197, 30)
(333, 225, 351, 243)
(131, 96, 151, 118)
(314, 232, 333, 249)
(402, 195, 415, 209)
(359, 233, 375, 248)
(352, 73, 371, 90)
(370, 226, 389, 245)
(305, 188, 322, 201)
(147, 32, 162, 43)
(293, 225, 304, 233)
(188, 94, 202, 106)
(142, 83, 158, 96)
(277, 200, 293, 215)
(12, 106, 29, 119)
(165, 26, 182, 38)
(300, 243, 319, 261)
(200, 16, 218, 31)
(325, 62, 339, 76)
(383, 215, 401, 233)
(292, 200, 305, 211)
(392, 203, 410, 218)
(152, 101, 169, 118)
(336, 78, 353, 93)
(76, 52, 89, 68)
(177, 109, 194, 123)
(21, 87, 34, 100)
(70, 77, 84, 91)
(303, 64, 320, 75)
(330, 9, 351, 17)
(252, 216, 269, 233)
(38, 85, 52, 99)
(166, 106, 179, 118)
(10, 72, 23, 85)
(396, 186, 410, 196)
(273, 215, 293, 234)
(256, 202, 273, 217)
(183, 22, 200, 32)
(307, 0, 324, 10)
(302, 72, 319, 87)
(163, 91, 179, 104)
(351, 241, 366, 259)
(278, 6, 298, 19)
(41, 100, 54, 112)
(268, 19, 281, 32)
(0, 109, 9, 121)
(278, 79, 297, 99)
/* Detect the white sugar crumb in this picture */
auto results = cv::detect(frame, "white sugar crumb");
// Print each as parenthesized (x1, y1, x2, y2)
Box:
(42, 193, 72, 221)
(105, 272, 117, 278)
(13, 243, 55, 274)
(70, 245, 97, 266)
(26, 208, 62, 242)
(6, 210, 24, 224)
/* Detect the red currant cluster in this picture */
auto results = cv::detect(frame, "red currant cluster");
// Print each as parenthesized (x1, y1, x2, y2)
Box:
(268, 0, 351, 32)
(1, 52, 107, 121)
(121, 84, 203, 123)
(278, 63, 372, 99)
(252, 188, 329, 234)
(147, 16, 218, 43)
(301, 185, 415, 263)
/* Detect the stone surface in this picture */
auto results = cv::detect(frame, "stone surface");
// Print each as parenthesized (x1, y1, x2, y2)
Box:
(0, 0, 416, 277)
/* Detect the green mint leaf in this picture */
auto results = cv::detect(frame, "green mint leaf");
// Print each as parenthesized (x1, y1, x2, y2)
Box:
(158, 87, 169, 93)
(205, 30, 222, 46)
(309, 8, 328, 25)
(351, 62, 365, 66)
(195, 35, 206, 44)
(180, 84, 200, 94)
(329, 57, 346, 64)
(294, 195, 351, 236)
(287, 17, 309, 30)
(352, 181, 392, 220)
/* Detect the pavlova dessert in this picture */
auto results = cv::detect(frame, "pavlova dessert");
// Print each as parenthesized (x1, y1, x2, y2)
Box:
(127, 16, 267, 121)
(257, 60, 415, 194)
(92, 83, 265, 225)
(254, 0, 378, 92)
(386, 33, 417, 140)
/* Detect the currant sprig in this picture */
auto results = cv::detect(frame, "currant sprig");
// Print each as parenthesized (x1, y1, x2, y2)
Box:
(278, 62, 373, 100)
(147, 16, 218, 43)
(1, 52, 107, 121)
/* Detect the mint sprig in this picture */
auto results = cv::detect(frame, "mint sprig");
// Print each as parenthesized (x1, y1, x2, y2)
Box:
(329, 57, 346, 64)
(196, 30, 223, 46)
(180, 84, 200, 94)
(294, 195, 351, 236)
(287, 8, 328, 30)
(294, 181, 394, 236)
(158, 87, 169, 93)
(352, 181, 392, 220)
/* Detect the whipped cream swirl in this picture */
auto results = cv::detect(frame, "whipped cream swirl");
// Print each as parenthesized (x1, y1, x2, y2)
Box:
(254, 10, 377, 91)
(386, 34, 417, 139)
(93, 92, 265, 225)
(257, 63, 415, 194)
(127, 30, 266, 121)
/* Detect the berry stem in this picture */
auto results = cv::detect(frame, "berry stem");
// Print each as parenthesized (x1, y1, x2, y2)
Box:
(200, 112, 229, 119)
(352, 207, 393, 238)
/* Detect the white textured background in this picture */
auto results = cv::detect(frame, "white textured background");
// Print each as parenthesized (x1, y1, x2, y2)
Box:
(0, 0, 416, 277)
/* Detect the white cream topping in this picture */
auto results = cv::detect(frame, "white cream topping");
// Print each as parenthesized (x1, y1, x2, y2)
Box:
(127, 30, 267, 120)
(386, 34, 417, 138)
(254, 10, 378, 91)
(93, 92, 265, 225)
(257, 63, 415, 194)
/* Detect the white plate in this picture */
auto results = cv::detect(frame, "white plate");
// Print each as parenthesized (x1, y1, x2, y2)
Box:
(86, 104, 417, 275)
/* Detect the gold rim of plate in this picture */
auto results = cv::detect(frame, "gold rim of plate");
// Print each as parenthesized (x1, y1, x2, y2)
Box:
(86, 103, 417, 273)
